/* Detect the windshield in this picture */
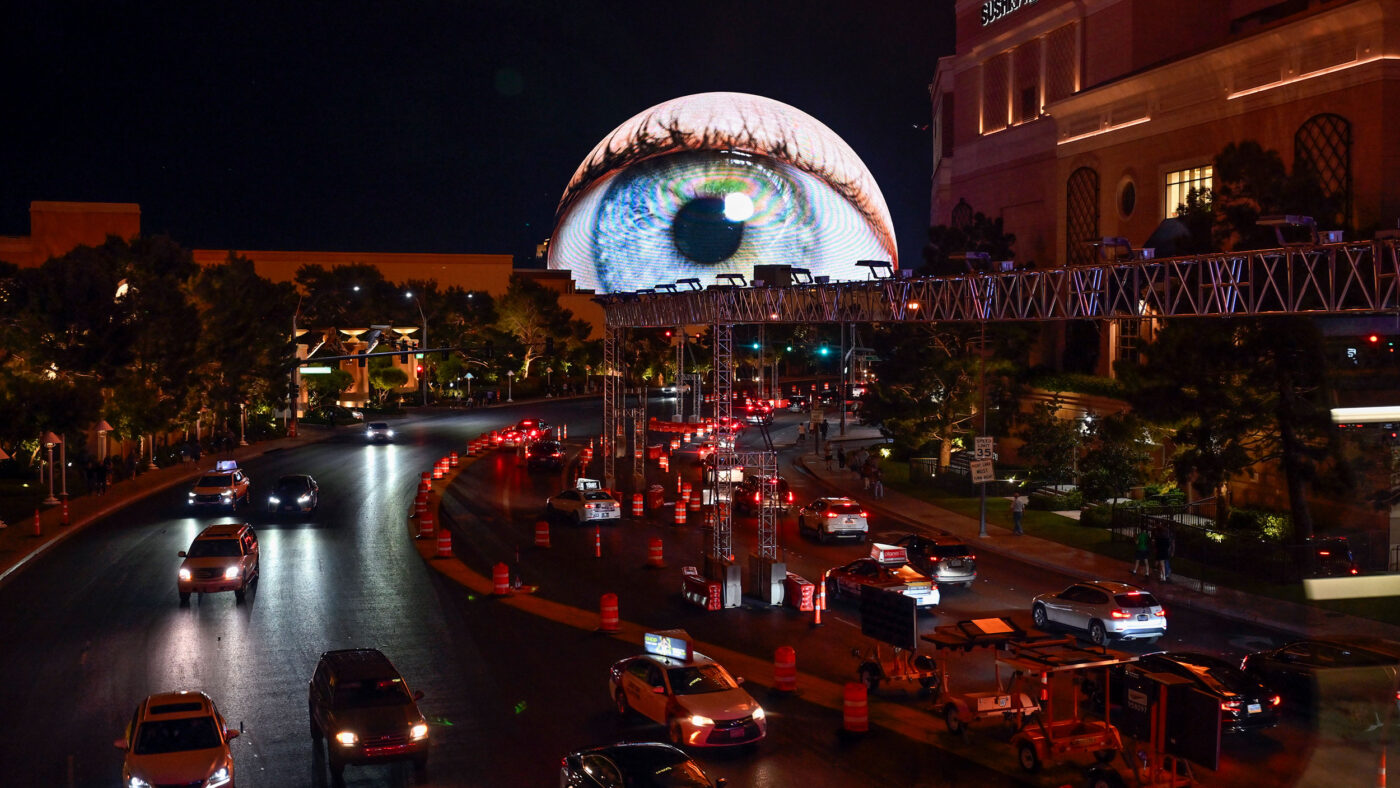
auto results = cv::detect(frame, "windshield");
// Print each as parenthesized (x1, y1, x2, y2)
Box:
(1115, 592, 1160, 608)
(667, 665, 736, 695)
(196, 476, 231, 488)
(332, 678, 412, 708)
(929, 543, 972, 558)
(1166, 654, 1254, 694)
(829, 502, 862, 514)
(276, 478, 309, 493)
(133, 717, 222, 755)
(368, 423, 389, 430)
(187, 539, 241, 558)
(583, 491, 614, 501)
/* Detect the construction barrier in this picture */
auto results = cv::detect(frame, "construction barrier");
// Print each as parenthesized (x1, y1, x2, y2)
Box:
(658, 454, 669, 472)
(843, 683, 869, 733)
(674, 501, 687, 526)
(594, 527, 602, 558)
(632, 494, 644, 518)
(493, 563, 510, 595)
(599, 593, 620, 633)
(534, 520, 551, 548)
(784, 572, 815, 612)
(418, 510, 436, 539)
(688, 493, 700, 514)
(647, 485, 665, 511)
(448, 451, 458, 468)
(774, 647, 797, 693)
(646, 537, 665, 569)
(435, 521, 452, 558)
(681, 566, 722, 610)
(414, 494, 427, 519)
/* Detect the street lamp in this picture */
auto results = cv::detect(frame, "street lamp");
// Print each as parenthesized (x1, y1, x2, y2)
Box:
(405, 291, 429, 406)
(96, 420, 113, 465)
(42, 432, 61, 505)
(507, 370, 515, 402)
(239, 403, 249, 446)
(466, 372, 473, 400)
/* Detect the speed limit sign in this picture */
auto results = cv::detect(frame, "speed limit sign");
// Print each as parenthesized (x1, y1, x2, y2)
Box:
(974, 436, 994, 461)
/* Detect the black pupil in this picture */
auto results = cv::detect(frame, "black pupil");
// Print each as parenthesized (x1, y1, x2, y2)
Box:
(672, 196, 744, 264)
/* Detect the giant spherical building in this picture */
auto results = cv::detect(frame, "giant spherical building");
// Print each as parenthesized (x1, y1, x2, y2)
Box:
(548, 92, 897, 293)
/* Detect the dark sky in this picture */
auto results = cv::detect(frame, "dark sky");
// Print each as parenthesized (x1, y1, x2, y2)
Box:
(3, 2, 955, 266)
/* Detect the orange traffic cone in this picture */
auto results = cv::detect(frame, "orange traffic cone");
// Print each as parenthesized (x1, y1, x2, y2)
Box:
(1379, 749, 1387, 788)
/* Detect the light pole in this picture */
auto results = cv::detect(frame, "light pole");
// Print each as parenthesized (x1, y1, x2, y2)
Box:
(239, 403, 248, 446)
(42, 432, 61, 505)
(507, 370, 514, 402)
(97, 420, 113, 465)
(466, 372, 473, 400)
(406, 291, 429, 406)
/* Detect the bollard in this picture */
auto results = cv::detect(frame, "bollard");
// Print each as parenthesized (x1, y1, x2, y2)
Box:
(534, 520, 551, 548)
(561, 424, 568, 439)
(594, 526, 602, 558)
(599, 593, 620, 633)
(774, 646, 797, 693)
(632, 494, 644, 518)
(674, 501, 687, 526)
(435, 521, 452, 558)
(418, 510, 436, 539)
(449, 451, 458, 468)
(493, 562, 510, 595)
(646, 537, 665, 569)
(33, 508, 41, 537)
(658, 454, 669, 472)
(842, 683, 869, 733)
(61, 498, 71, 526)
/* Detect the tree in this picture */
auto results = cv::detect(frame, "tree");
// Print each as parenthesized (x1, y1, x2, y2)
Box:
(920, 210, 1018, 276)
(493, 275, 580, 378)
(303, 369, 353, 412)
(1017, 398, 1084, 486)
(1078, 412, 1154, 502)
(367, 356, 408, 406)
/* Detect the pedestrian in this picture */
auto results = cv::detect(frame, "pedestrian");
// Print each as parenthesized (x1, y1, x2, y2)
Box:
(861, 458, 875, 490)
(836, 445, 846, 470)
(820, 419, 829, 441)
(101, 456, 113, 493)
(824, 444, 834, 470)
(796, 422, 807, 444)
(1010, 490, 1028, 535)
(125, 449, 138, 480)
(872, 466, 884, 499)
(1155, 525, 1175, 582)
(1131, 526, 1151, 575)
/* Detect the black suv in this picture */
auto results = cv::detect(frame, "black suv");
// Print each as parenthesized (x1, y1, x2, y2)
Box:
(734, 474, 793, 514)
(309, 648, 429, 784)
(1241, 637, 1400, 713)
(526, 439, 565, 472)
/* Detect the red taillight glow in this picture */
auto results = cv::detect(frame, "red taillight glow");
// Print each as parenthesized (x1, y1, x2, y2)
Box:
(1351, 567, 1360, 575)
(1221, 700, 1242, 711)
(1110, 609, 1131, 619)
(1271, 695, 1282, 707)
(1318, 550, 1331, 556)
(1154, 608, 1166, 617)
(859, 511, 869, 518)
(786, 492, 794, 503)
(826, 512, 838, 518)
(753, 493, 761, 503)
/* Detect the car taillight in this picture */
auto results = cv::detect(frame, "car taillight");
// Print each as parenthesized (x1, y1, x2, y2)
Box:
(753, 493, 761, 503)
(859, 511, 869, 518)
(1221, 700, 1242, 712)
(786, 492, 794, 503)
(1154, 608, 1166, 617)
(1351, 567, 1360, 575)
(826, 512, 838, 518)
(584, 503, 596, 509)
(1318, 550, 1331, 556)
(1110, 608, 1131, 619)
(1271, 695, 1282, 707)
(967, 554, 976, 561)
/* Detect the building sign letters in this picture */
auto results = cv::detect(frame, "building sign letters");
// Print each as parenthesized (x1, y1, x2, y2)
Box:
(981, 0, 1038, 27)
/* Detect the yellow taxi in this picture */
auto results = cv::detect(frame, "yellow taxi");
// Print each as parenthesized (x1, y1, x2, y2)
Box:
(177, 523, 260, 604)
(187, 460, 252, 512)
(114, 690, 239, 788)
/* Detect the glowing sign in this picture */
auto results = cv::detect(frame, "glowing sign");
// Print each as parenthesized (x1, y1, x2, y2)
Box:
(981, 0, 1038, 26)
(644, 632, 692, 661)
(299, 366, 333, 374)
(549, 92, 896, 293)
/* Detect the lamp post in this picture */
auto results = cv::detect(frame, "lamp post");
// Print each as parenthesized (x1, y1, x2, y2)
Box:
(466, 372, 473, 400)
(507, 370, 515, 402)
(406, 291, 429, 406)
(239, 403, 248, 446)
(42, 432, 61, 505)
(96, 420, 113, 465)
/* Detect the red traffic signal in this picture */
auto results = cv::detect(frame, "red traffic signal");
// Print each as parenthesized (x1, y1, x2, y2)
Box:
(1368, 334, 1381, 344)
(416, 364, 424, 375)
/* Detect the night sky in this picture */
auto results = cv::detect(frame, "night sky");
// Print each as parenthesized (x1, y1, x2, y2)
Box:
(4, 2, 955, 267)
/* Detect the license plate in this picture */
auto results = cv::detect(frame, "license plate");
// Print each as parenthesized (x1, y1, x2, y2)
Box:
(1247, 703, 1261, 714)
(1137, 614, 1149, 621)
(731, 728, 747, 738)
(843, 518, 855, 525)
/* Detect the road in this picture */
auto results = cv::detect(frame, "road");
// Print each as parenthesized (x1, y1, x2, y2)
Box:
(0, 400, 1349, 787)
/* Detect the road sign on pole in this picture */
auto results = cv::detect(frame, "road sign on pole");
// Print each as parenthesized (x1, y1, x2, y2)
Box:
(969, 459, 995, 484)
(974, 436, 994, 461)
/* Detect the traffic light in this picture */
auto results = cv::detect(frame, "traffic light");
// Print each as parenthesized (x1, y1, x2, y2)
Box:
(751, 342, 760, 350)
(785, 344, 793, 352)
(818, 344, 830, 356)
(664, 330, 672, 338)
(416, 363, 424, 376)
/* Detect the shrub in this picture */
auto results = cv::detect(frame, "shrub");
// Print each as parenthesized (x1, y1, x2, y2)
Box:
(1079, 505, 1114, 528)
(1226, 508, 1292, 542)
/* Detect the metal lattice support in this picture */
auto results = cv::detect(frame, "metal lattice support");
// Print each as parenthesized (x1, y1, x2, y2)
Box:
(712, 320, 734, 562)
(630, 405, 646, 490)
(753, 451, 779, 561)
(674, 332, 685, 420)
(602, 326, 619, 490)
(598, 241, 1400, 328)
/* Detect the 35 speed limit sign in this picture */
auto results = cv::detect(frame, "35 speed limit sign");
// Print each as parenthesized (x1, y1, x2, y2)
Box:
(974, 436, 994, 461)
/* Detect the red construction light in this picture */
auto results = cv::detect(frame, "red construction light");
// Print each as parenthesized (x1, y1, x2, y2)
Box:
(1368, 334, 1381, 344)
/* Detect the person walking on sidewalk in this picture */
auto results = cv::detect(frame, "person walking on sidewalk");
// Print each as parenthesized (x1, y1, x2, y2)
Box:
(1010, 490, 1027, 535)
(1131, 526, 1151, 576)
(796, 422, 807, 444)
(824, 444, 834, 470)
(820, 419, 829, 442)
(1155, 524, 1175, 582)
(836, 445, 846, 471)
(871, 466, 884, 499)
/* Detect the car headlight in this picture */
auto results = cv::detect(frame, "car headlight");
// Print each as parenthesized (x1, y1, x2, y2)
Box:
(751, 706, 765, 721)
(268, 496, 281, 505)
(223, 566, 240, 580)
(187, 491, 196, 499)
(206, 765, 232, 787)
(128, 777, 153, 788)
(298, 493, 312, 504)
(410, 722, 429, 740)
(335, 730, 358, 746)
(689, 714, 714, 728)
(179, 568, 192, 581)
(386, 429, 394, 437)
(220, 490, 233, 499)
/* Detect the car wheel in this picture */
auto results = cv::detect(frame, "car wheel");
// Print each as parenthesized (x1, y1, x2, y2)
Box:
(858, 663, 882, 693)
(1017, 741, 1042, 772)
(944, 704, 964, 734)
(329, 754, 345, 784)
(413, 756, 429, 784)
(1093, 748, 1118, 764)
(234, 585, 246, 602)
(1089, 620, 1108, 646)
(818, 528, 829, 545)
(668, 719, 685, 747)
(179, 591, 190, 605)
(614, 689, 630, 717)
(1031, 603, 1048, 629)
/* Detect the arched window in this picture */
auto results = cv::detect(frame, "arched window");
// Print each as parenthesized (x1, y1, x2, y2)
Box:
(1066, 167, 1099, 266)
(1294, 113, 1352, 228)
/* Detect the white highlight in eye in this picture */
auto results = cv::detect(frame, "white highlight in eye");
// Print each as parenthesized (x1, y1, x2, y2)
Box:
(724, 193, 755, 222)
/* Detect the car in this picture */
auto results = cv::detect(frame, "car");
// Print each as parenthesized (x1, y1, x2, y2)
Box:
(187, 460, 252, 511)
(1304, 536, 1361, 577)
(515, 418, 549, 439)
(115, 690, 240, 788)
(741, 401, 773, 425)
(786, 395, 809, 412)
(526, 439, 566, 471)
(308, 648, 429, 784)
(796, 497, 869, 543)
(827, 543, 940, 610)
(560, 742, 726, 787)
(365, 422, 394, 442)
(1031, 580, 1166, 646)
(267, 474, 319, 514)
(609, 631, 767, 748)
(660, 382, 692, 397)
(178, 523, 260, 604)
(1094, 652, 1280, 733)
(1240, 637, 1400, 712)
(893, 533, 977, 589)
(734, 474, 793, 515)
(547, 479, 622, 524)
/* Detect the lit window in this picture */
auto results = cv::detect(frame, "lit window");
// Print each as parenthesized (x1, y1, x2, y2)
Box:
(1164, 166, 1212, 219)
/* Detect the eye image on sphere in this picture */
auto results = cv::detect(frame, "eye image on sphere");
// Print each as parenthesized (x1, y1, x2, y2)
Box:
(548, 92, 897, 293)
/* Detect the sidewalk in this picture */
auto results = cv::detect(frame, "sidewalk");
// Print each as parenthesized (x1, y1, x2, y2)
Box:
(794, 424, 1400, 643)
(0, 426, 343, 586)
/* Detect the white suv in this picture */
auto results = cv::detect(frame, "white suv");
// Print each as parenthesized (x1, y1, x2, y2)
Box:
(797, 497, 868, 543)
(1031, 580, 1166, 646)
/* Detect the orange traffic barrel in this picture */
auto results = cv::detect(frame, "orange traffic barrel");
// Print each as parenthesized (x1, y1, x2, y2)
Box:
(534, 520, 551, 548)
(465, 441, 476, 456)
(414, 493, 427, 519)
(432, 463, 445, 481)
(681, 482, 692, 502)
(632, 494, 644, 518)
(599, 593, 620, 633)
(646, 537, 665, 569)
(674, 501, 687, 526)
(683, 432, 691, 443)
(449, 451, 459, 468)
(843, 682, 869, 733)
(670, 439, 680, 451)
(493, 562, 510, 595)
(418, 510, 435, 539)
(420, 471, 432, 490)
(658, 454, 669, 472)
(435, 520, 452, 558)
(688, 493, 700, 513)
(774, 647, 797, 693)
